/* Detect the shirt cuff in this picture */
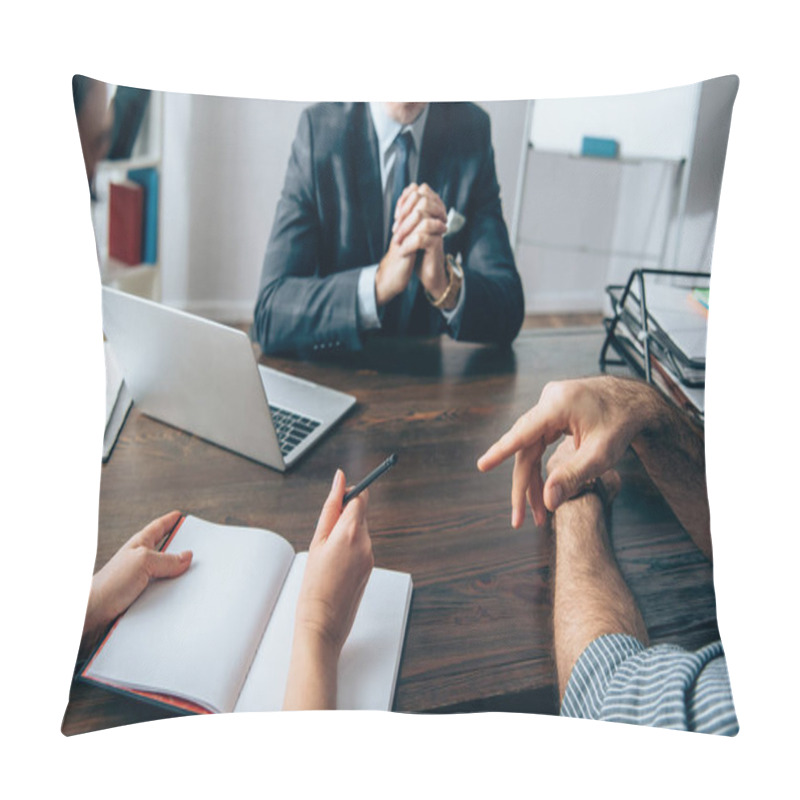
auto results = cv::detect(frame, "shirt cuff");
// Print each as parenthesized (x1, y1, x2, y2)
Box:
(357, 265, 381, 330)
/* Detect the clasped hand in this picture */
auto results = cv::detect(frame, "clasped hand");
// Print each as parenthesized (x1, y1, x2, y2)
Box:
(375, 183, 451, 307)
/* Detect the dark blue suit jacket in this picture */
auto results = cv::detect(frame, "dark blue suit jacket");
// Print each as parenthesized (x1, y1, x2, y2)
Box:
(253, 102, 524, 356)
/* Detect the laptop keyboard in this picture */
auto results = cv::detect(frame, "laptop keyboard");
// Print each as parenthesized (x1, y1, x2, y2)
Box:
(269, 405, 321, 456)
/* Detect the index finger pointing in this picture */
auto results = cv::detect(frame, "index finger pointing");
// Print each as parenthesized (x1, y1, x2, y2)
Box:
(312, 469, 346, 544)
(477, 407, 553, 472)
(328, 488, 370, 545)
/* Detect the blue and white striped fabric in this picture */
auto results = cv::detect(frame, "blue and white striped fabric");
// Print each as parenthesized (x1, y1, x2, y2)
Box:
(561, 633, 738, 735)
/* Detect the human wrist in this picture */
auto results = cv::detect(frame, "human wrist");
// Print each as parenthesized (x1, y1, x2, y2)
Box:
(375, 255, 408, 308)
(293, 621, 343, 665)
(555, 492, 605, 523)
(425, 253, 462, 310)
(292, 626, 342, 684)
(374, 260, 392, 307)
(424, 254, 449, 297)
(552, 492, 609, 548)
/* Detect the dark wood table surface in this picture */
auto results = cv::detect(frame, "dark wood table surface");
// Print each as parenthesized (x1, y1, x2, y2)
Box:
(62, 327, 721, 734)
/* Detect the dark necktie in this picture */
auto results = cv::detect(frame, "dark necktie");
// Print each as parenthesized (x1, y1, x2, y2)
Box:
(382, 131, 418, 335)
(387, 130, 413, 249)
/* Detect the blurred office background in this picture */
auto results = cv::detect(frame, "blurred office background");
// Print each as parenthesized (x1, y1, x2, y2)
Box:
(91, 77, 736, 325)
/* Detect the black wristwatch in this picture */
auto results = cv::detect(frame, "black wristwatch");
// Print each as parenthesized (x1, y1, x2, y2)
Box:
(571, 478, 612, 521)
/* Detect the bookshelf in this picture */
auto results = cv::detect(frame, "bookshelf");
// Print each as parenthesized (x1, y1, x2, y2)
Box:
(92, 89, 163, 301)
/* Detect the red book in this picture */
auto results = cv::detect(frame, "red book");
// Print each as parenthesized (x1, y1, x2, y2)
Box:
(108, 180, 144, 266)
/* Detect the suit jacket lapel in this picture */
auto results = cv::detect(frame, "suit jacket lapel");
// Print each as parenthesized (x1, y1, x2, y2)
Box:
(350, 104, 383, 264)
(417, 103, 451, 205)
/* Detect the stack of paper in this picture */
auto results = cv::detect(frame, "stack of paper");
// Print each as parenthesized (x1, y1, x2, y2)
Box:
(606, 280, 707, 421)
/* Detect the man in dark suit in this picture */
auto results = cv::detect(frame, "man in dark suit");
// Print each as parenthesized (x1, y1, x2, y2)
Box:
(252, 102, 524, 357)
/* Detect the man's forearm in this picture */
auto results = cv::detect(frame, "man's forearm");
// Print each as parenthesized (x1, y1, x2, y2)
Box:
(552, 494, 648, 701)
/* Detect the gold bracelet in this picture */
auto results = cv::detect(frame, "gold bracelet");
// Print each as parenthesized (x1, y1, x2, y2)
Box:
(426, 254, 464, 309)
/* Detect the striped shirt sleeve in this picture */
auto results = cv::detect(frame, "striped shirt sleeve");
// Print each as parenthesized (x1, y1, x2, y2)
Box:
(561, 634, 738, 735)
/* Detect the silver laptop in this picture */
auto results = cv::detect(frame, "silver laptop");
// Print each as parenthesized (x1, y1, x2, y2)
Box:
(101, 287, 356, 471)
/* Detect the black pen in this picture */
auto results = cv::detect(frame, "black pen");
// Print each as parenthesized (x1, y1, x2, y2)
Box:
(342, 454, 398, 506)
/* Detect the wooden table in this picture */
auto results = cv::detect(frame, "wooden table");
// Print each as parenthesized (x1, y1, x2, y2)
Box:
(62, 327, 721, 733)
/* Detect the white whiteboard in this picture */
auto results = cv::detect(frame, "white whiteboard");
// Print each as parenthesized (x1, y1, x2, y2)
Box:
(530, 82, 701, 160)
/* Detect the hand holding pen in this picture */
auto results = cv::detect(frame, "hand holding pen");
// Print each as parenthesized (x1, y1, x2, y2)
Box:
(342, 454, 398, 506)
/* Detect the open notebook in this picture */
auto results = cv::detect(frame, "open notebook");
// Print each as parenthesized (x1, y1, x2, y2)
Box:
(81, 515, 413, 713)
